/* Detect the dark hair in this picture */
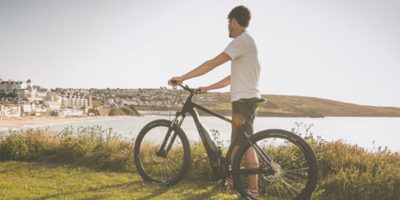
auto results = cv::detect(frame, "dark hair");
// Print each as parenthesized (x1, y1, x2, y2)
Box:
(228, 5, 251, 28)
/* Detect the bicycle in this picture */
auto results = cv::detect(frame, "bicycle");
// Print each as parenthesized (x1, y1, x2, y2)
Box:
(134, 84, 318, 200)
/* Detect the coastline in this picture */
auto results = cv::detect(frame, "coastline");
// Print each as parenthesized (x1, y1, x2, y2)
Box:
(2, 113, 399, 130)
(0, 115, 134, 129)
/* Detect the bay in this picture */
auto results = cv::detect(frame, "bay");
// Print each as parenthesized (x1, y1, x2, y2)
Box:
(6, 116, 400, 152)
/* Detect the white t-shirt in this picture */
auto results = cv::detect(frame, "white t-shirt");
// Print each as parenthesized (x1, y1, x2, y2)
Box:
(224, 31, 261, 102)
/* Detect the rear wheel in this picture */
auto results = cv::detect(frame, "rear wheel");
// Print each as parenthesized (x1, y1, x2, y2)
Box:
(134, 119, 191, 185)
(232, 129, 318, 200)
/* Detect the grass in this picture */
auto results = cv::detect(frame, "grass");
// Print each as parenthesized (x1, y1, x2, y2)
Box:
(0, 124, 400, 199)
(0, 161, 235, 200)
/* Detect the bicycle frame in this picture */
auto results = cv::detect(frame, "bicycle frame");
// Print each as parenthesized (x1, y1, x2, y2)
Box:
(157, 86, 274, 178)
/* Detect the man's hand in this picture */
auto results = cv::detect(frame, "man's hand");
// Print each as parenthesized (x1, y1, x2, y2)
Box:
(168, 77, 184, 87)
(199, 87, 209, 94)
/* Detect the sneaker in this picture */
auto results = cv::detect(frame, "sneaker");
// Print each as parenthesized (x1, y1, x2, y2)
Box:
(246, 187, 259, 199)
(224, 178, 242, 199)
(225, 177, 234, 190)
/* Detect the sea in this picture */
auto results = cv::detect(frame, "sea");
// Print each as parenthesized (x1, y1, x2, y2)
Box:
(1, 116, 399, 152)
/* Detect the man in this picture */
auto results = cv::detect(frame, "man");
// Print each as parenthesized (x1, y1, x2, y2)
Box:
(168, 5, 261, 199)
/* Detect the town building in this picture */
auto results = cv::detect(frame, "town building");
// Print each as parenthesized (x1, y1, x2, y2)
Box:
(0, 80, 28, 92)
(0, 78, 91, 117)
(61, 95, 91, 107)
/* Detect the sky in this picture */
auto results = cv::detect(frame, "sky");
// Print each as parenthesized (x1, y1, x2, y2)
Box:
(0, 0, 399, 107)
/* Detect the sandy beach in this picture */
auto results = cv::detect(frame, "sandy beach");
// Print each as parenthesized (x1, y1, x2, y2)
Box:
(0, 116, 132, 129)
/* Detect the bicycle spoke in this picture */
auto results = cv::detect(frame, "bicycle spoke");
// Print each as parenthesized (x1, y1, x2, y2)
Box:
(164, 160, 173, 179)
(167, 158, 180, 173)
(274, 183, 283, 199)
(284, 175, 304, 187)
(285, 167, 309, 174)
(280, 178, 299, 197)
(280, 154, 303, 167)
(285, 171, 305, 182)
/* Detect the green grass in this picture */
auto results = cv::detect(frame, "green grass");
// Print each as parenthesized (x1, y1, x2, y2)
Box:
(0, 125, 400, 199)
(0, 161, 236, 200)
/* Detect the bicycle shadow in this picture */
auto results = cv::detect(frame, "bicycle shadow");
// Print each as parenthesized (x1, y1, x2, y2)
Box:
(34, 181, 142, 200)
(135, 186, 171, 200)
(135, 186, 221, 200)
(136, 180, 233, 200)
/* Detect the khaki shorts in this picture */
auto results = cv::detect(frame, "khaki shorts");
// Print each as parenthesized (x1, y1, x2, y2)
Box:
(231, 97, 264, 145)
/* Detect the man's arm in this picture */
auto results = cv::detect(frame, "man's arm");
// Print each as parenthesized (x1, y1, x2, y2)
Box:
(200, 75, 230, 93)
(168, 52, 231, 86)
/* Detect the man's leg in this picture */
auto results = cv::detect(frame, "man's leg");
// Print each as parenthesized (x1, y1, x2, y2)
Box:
(229, 146, 259, 190)
(246, 146, 259, 189)
(241, 103, 259, 191)
(231, 103, 259, 191)
(229, 113, 245, 183)
(230, 146, 239, 167)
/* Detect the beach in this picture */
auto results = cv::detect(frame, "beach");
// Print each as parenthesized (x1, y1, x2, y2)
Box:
(0, 116, 130, 129)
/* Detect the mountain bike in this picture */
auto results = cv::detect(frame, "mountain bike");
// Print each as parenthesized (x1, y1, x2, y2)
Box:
(134, 84, 318, 200)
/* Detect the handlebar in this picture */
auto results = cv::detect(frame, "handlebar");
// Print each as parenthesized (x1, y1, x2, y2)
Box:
(181, 85, 202, 94)
(170, 80, 201, 95)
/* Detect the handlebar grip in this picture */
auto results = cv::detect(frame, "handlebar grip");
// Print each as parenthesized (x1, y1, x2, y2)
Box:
(171, 80, 178, 84)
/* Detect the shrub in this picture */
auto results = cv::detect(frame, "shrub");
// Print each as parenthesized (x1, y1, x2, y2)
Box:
(109, 108, 125, 116)
(121, 106, 135, 115)
(88, 108, 100, 116)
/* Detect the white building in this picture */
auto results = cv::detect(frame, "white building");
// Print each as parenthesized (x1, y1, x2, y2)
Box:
(0, 81, 27, 92)
(11, 79, 50, 103)
(45, 101, 61, 110)
(21, 103, 34, 113)
(35, 105, 47, 113)
(61, 95, 91, 107)
(61, 108, 84, 116)
(0, 105, 21, 117)
(105, 98, 115, 104)
(0, 79, 31, 93)
(19, 102, 48, 113)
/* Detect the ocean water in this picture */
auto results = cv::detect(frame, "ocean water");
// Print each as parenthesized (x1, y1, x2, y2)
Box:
(1, 116, 400, 152)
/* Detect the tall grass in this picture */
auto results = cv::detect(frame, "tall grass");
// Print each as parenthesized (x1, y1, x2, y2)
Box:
(0, 124, 399, 200)
(293, 122, 400, 200)
(0, 126, 134, 171)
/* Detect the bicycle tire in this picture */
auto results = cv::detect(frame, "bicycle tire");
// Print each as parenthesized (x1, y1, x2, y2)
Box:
(134, 119, 191, 185)
(232, 129, 318, 200)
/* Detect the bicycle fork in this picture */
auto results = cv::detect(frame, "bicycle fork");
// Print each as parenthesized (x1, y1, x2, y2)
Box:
(156, 113, 185, 158)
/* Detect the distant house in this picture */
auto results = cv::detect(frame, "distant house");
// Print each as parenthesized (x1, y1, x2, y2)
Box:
(20, 102, 34, 113)
(35, 105, 47, 113)
(0, 105, 21, 117)
(61, 95, 91, 107)
(109, 103, 120, 109)
(105, 98, 114, 104)
(61, 108, 84, 116)
(12, 79, 50, 102)
(0, 80, 28, 92)
(45, 101, 61, 110)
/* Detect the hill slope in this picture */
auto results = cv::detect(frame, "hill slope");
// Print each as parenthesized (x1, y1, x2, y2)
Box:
(192, 92, 400, 117)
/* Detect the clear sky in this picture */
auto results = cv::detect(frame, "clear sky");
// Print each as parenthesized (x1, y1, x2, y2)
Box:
(1, 0, 399, 107)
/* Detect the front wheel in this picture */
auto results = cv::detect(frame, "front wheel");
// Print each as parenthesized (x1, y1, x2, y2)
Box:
(232, 129, 318, 200)
(134, 119, 191, 185)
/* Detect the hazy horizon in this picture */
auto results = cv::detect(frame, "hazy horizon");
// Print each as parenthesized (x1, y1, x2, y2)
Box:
(1, 0, 399, 107)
